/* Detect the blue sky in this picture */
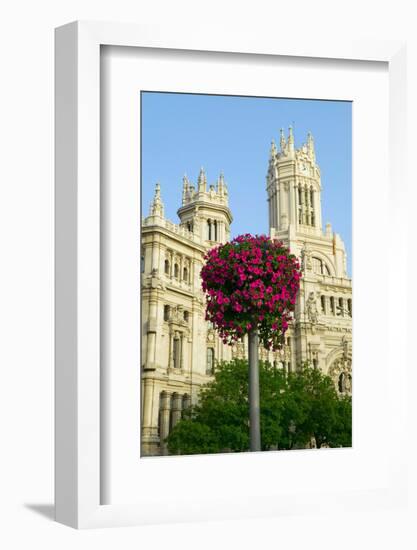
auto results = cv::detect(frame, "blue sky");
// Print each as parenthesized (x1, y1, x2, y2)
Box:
(141, 92, 352, 275)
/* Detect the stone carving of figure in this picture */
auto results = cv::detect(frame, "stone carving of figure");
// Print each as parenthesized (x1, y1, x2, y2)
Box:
(301, 243, 312, 272)
(306, 291, 318, 324)
(338, 372, 346, 393)
(345, 374, 352, 393)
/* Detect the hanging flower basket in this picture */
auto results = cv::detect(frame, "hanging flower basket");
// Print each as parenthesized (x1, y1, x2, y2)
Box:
(201, 234, 302, 350)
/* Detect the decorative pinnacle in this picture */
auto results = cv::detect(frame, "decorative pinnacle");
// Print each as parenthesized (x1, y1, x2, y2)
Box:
(307, 131, 315, 159)
(198, 166, 207, 191)
(280, 128, 286, 151)
(150, 182, 164, 217)
(182, 174, 189, 205)
(270, 139, 277, 158)
(217, 170, 227, 196)
(288, 125, 295, 152)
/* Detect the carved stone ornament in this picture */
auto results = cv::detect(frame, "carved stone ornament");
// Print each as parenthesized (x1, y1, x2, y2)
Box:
(328, 356, 352, 395)
(306, 291, 319, 324)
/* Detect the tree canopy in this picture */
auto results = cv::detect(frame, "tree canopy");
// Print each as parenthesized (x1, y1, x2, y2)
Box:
(166, 359, 352, 455)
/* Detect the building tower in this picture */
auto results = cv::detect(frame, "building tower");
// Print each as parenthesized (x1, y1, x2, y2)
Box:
(267, 128, 352, 389)
(177, 167, 233, 246)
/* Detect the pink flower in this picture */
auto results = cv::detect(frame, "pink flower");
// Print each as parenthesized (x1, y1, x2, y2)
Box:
(200, 233, 301, 348)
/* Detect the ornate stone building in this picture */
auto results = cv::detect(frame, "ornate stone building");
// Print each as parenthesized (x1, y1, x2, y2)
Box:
(141, 130, 352, 456)
(267, 128, 352, 395)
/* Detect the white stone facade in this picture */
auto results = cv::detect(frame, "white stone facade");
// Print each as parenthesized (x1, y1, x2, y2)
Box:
(141, 131, 352, 456)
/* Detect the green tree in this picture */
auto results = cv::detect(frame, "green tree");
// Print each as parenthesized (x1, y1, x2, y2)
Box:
(166, 359, 352, 455)
(285, 366, 352, 449)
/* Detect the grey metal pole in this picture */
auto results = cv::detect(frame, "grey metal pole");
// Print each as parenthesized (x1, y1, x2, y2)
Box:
(248, 330, 261, 451)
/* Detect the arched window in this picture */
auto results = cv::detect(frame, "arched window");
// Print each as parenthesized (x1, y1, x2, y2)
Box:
(186, 221, 193, 233)
(312, 257, 323, 274)
(174, 263, 179, 279)
(183, 310, 189, 323)
(213, 220, 217, 241)
(312, 257, 331, 276)
(330, 296, 335, 315)
(141, 255, 145, 273)
(164, 259, 170, 275)
(163, 305, 170, 322)
(320, 295, 326, 314)
(206, 348, 215, 375)
(207, 219, 212, 240)
(313, 358, 318, 370)
(183, 267, 188, 282)
(173, 336, 180, 369)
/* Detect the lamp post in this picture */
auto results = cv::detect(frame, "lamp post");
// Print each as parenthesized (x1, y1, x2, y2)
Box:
(200, 234, 301, 455)
(248, 330, 261, 452)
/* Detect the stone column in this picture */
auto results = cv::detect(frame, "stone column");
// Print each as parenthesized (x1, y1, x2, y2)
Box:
(146, 296, 157, 369)
(180, 333, 184, 370)
(142, 377, 154, 434)
(310, 190, 315, 227)
(272, 189, 276, 228)
(141, 377, 160, 456)
(179, 255, 184, 282)
(267, 197, 271, 230)
(183, 394, 191, 411)
(171, 393, 183, 428)
(151, 241, 159, 271)
(306, 185, 311, 225)
(316, 191, 323, 231)
(159, 391, 171, 455)
(146, 332, 156, 367)
(168, 330, 174, 369)
(289, 181, 295, 226)
(279, 183, 288, 229)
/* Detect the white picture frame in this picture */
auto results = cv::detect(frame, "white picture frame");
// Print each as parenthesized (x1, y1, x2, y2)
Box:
(55, 21, 407, 529)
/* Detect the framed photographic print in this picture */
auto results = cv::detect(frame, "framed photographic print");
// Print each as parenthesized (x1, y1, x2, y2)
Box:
(140, 91, 352, 458)
(55, 21, 408, 528)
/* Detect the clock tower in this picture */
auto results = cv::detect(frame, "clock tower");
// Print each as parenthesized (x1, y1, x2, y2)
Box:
(266, 128, 351, 384)
(267, 127, 323, 248)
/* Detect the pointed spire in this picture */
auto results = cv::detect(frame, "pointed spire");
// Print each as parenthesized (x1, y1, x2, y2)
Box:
(217, 170, 224, 193)
(197, 167, 207, 192)
(307, 131, 315, 161)
(149, 182, 164, 217)
(280, 128, 286, 152)
(182, 173, 189, 205)
(288, 125, 295, 153)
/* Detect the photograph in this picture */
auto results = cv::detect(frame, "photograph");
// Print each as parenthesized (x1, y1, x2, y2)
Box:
(140, 91, 352, 457)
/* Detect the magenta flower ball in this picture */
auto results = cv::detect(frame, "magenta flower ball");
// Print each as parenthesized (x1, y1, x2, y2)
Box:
(200, 234, 302, 350)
